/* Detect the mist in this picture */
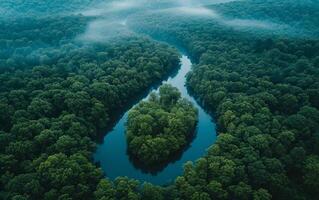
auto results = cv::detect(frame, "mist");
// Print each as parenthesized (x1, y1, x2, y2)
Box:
(160, 6, 219, 18)
(77, 19, 134, 42)
(81, 0, 144, 16)
(77, 0, 299, 43)
(80, 0, 231, 17)
(221, 19, 283, 30)
(78, 0, 233, 42)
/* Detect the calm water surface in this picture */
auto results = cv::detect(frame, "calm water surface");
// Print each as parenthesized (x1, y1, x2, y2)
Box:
(94, 54, 217, 185)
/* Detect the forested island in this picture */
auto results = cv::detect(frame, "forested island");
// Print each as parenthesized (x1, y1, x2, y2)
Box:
(1, 0, 319, 200)
(130, 0, 319, 199)
(126, 84, 198, 166)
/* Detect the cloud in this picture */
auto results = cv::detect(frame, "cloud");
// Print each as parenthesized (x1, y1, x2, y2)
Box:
(79, 0, 239, 17)
(223, 19, 277, 29)
(77, 19, 134, 42)
(81, 0, 143, 16)
(77, 0, 286, 43)
(77, 0, 224, 43)
(173, 6, 219, 17)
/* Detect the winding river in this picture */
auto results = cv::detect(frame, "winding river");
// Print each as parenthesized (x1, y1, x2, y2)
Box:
(94, 52, 217, 185)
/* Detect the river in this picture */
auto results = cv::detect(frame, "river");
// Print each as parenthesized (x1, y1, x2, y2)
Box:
(94, 53, 217, 185)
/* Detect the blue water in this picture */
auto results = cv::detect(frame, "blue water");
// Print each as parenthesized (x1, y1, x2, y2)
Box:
(94, 54, 217, 185)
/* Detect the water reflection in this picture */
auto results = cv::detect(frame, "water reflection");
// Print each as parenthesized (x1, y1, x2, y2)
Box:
(94, 55, 217, 185)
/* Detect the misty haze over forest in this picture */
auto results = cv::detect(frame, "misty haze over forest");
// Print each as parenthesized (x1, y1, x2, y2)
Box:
(77, 0, 300, 41)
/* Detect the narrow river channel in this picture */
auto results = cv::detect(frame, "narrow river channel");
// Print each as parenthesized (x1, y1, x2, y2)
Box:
(94, 53, 217, 185)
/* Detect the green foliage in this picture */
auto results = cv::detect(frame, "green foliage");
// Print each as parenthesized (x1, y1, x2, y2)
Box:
(126, 84, 198, 165)
(1, 0, 319, 199)
(0, 15, 89, 72)
(129, 0, 319, 199)
(182, 25, 319, 200)
(0, 7, 180, 198)
(303, 155, 319, 193)
(0, 0, 102, 17)
(212, 0, 319, 37)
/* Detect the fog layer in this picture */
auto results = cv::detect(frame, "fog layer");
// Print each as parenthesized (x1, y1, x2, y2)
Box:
(78, 0, 293, 42)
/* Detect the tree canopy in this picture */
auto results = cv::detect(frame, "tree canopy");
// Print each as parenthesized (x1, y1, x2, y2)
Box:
(1, 0, 319, 199)
(126, 84, 198, 166)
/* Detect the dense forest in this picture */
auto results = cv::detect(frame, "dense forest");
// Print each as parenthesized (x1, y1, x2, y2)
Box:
(184, 38, 319, 200)
(130, 0, 319, 199)
(0, 0, 103, 17)
(212, 0, 319, 34)
(0, 15, 89, 72)
(1, 0, 319, 199)
(126, 84, 198, 166)
(0, 5, 180, 198)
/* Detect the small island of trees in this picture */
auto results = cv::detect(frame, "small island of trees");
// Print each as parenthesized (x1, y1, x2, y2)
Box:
(126, 84, 198, 166)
